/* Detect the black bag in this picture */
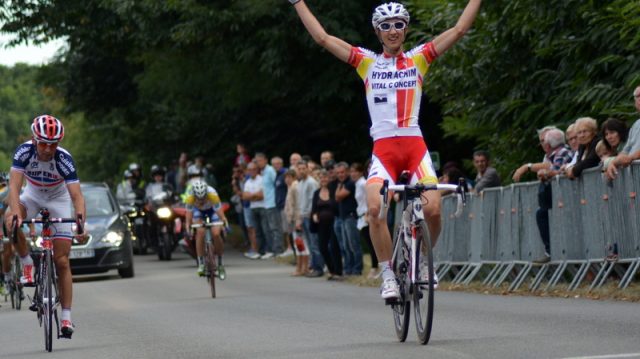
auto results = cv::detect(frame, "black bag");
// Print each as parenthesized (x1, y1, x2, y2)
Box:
(309, 219, 318, 234)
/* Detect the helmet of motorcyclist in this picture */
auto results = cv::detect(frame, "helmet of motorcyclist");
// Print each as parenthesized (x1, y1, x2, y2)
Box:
(150, 164, 166, 177)
(371, 2, 410, 29)
(123, 169, 133, 179)
(31, 115, 64, 144)
(192, 179, 208, 199)
(187, 164, 203, 178)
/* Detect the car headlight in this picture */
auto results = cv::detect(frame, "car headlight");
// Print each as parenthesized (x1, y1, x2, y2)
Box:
(156, 207, 172, 219)
(101, 231, 124, 247)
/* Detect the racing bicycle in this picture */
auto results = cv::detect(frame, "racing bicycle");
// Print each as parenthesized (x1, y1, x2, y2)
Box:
(12, 209, 83, 352)
(380, 174, 466, 344)
(190, 217, 226, 298)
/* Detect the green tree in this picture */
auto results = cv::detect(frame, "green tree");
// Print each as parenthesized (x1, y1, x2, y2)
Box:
(407, 0, 640, 179)
(0, 64, 48, 170)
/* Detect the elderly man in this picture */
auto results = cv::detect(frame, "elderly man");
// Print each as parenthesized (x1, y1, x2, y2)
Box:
(534, 128, 573, 263)
(606, 86, 640, 180)
(512, 126, 557, 182)
(512, 126, 572, 263)
(472, 150, 501, 193)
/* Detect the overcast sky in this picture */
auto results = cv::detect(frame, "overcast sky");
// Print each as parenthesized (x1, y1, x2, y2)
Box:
(0, 33, 66, 66)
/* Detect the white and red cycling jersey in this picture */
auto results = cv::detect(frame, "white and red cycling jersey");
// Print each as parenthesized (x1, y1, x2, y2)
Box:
(348, 42, 439, 185)
(11, 141, 79, 240)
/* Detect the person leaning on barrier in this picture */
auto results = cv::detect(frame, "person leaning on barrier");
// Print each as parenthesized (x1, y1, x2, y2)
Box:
(564, 123, 579, 167)
(472, 150, 501, 193)
(600, 118, 628, 172)
(564, 117, 601, 180)
(605, 86, 640, 181)
(532, 128, 573, 263)
(512, 126, 557, 183)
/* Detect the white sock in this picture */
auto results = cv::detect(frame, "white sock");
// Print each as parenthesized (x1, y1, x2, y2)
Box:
(61, 309, 72, 322)
(379, 261, 395, 281)
(20, 255, 33, 266)
(198, 256, 204, 266)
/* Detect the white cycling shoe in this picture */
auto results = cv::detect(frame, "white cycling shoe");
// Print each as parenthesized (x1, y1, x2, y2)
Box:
(419, 267, 439, 290)
(380, 278, 400, 300)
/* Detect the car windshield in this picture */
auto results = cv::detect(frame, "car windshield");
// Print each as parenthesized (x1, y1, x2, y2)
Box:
(83, 188, 116, 217)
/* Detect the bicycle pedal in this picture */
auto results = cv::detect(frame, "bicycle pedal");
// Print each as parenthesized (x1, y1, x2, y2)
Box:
(385, 298, 400, 306)
(59, 331, 73, 339)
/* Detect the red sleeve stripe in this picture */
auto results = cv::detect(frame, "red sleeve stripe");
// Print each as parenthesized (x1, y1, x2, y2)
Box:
(424, 42, 439, 63)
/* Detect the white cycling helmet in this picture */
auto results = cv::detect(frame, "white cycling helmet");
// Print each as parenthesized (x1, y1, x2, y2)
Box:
(372, 2, 410, 29)
(192, 179, 208, 199)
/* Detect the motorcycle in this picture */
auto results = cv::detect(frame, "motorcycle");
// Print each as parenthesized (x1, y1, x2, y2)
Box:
(122, 189, 150, 255)
(149, 190, 181, 260)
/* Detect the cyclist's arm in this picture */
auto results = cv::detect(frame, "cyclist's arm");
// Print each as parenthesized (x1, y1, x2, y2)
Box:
(8, 170, 24, 220)
(67, 182, 86, 222)
(214, 207, 227, 224)
(292, 1, 353, 63)
(432, 0, 481, 56)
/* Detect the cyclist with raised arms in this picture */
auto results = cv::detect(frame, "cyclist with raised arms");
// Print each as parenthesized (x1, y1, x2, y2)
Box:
(184, 179, 229, 277)
(3, 115, 86, 337)
(290, 0, 481, 300)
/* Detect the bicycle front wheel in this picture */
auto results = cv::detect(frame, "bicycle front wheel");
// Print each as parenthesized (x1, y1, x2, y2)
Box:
(206, 241, 217, 298)
(391, 226, 410, 342)
(413, 220, 434, 345)
(43, 251, 54, 352)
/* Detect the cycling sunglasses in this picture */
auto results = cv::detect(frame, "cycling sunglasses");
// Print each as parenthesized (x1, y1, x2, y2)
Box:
(377, 21, 407, 32)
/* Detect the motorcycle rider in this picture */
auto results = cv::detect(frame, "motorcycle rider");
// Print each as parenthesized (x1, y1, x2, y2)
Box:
(184, 179, 228, 277)
(116, 170, 134, 204)
(145, 165, 173, 201)
(128, 162, 146, 190)
(145, 165, 174, 247)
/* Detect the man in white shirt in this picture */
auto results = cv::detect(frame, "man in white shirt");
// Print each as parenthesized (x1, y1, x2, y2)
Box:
(242, 162, 268, 258)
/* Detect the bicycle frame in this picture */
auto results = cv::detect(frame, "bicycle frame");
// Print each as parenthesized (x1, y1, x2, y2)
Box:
(191, 218, 224, 298)
(379, 177, 466, 344)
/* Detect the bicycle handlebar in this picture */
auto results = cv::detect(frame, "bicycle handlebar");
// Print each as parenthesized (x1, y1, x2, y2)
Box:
(190, 221, 225, 228)
(378, 178, 467, 219)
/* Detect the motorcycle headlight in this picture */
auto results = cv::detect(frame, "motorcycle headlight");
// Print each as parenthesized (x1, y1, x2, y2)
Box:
(100, 231, 124, 247)
(156, 207, 172, 219)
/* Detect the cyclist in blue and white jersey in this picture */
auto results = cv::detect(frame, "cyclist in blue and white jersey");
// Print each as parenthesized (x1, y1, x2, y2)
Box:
(3, 115, 86, 338)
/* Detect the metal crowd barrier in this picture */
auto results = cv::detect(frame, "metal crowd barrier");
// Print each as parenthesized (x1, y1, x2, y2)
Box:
(434, 161, 640, 292)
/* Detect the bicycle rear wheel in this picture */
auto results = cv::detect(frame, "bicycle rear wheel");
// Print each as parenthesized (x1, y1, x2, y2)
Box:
(206, 241, 217, 298)
(413, 220, 434, 345)
(43, 251, 54, 352)
(391, 226, 410, 342)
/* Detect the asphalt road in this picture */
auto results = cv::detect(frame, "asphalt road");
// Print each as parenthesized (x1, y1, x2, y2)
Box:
(1, 249, 639, 359)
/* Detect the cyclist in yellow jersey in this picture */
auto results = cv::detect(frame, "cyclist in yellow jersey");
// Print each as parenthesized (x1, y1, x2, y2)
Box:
(184, 179, 228, 276)
(290, 0, 481, 300)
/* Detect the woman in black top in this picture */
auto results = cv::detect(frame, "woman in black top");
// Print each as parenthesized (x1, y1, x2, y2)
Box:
(566, 117, 601, 179)
(311, 170, 343, 279)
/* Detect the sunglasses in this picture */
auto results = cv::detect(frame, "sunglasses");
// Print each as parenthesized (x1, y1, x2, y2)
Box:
(377, 21, 407, 32)
(36, 140, 59, 149)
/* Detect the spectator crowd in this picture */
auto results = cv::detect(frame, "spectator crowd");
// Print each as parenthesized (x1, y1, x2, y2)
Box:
(114, 86, 640, 278)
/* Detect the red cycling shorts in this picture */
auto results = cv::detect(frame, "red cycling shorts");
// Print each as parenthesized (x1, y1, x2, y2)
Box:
(367, 136, 438, 186)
